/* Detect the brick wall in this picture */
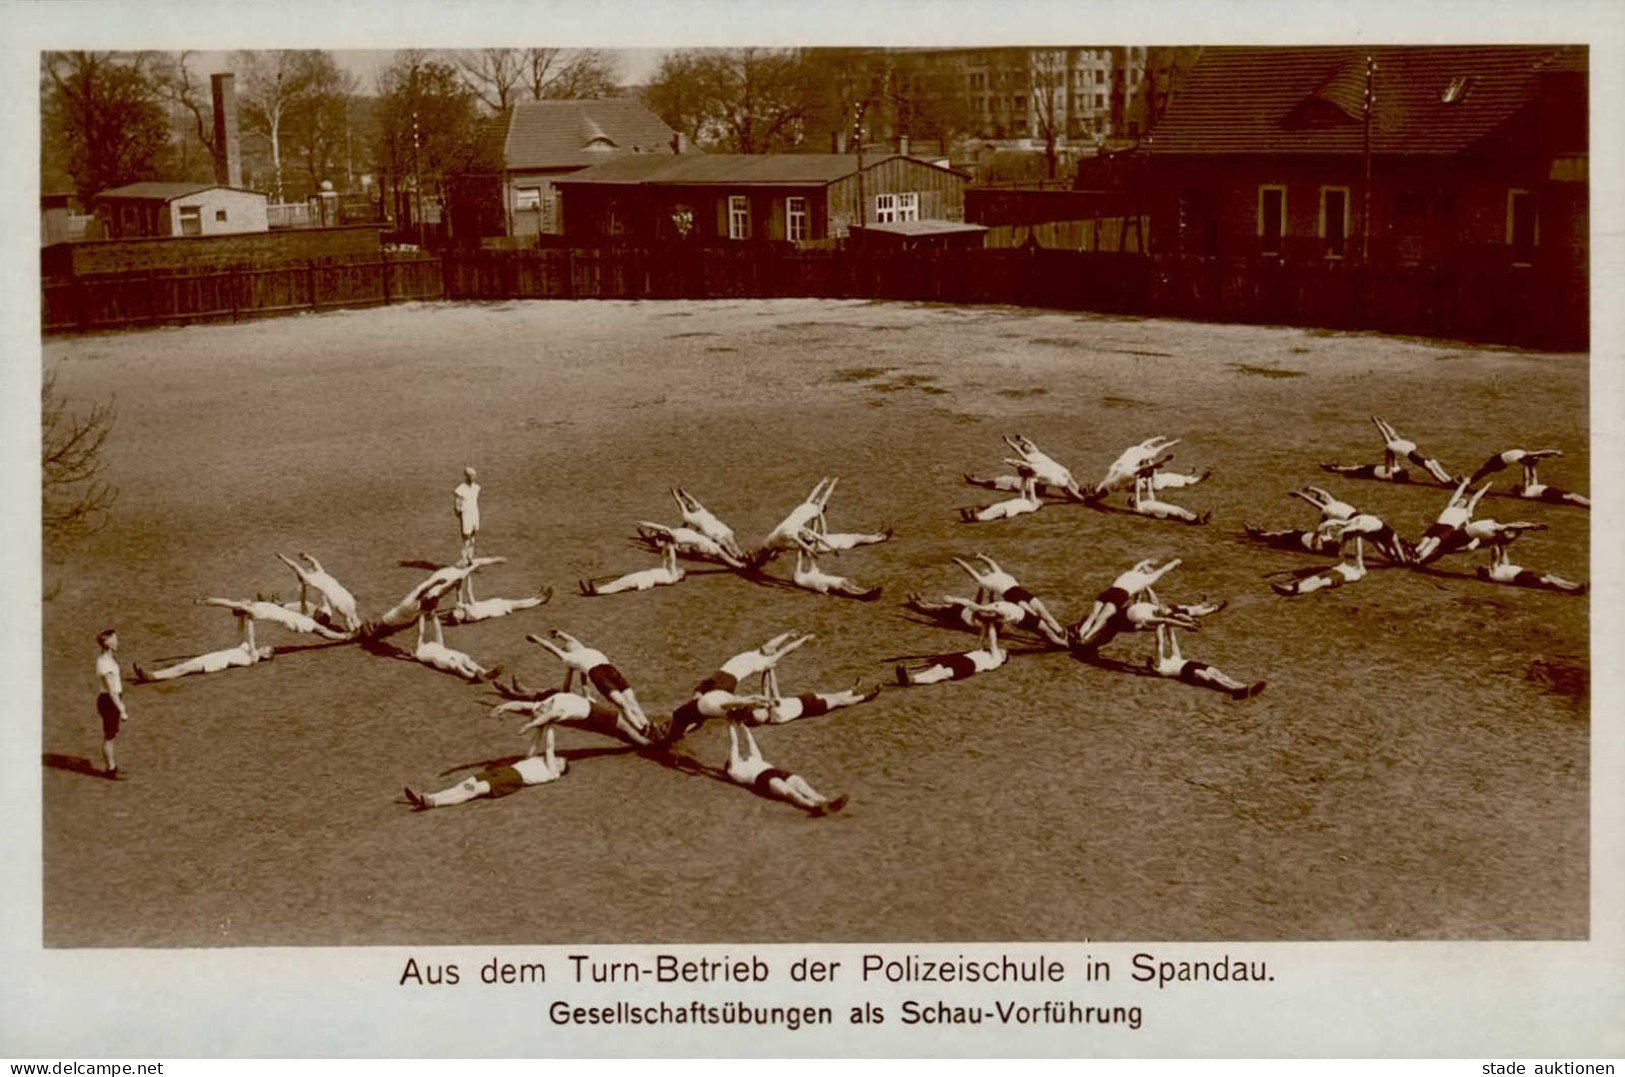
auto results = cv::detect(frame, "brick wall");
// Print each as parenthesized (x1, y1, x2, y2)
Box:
(43, 226, 384, 278)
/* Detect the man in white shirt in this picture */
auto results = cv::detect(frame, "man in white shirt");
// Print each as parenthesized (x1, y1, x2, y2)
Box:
(453, 467, 481, 565)
(94, 628, 128, 779)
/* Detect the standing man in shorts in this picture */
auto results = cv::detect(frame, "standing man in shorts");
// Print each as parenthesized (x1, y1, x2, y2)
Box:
(454, 467, 481, 566)
(94, 628, 128, 779)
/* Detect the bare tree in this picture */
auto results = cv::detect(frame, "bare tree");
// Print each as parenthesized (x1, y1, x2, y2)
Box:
(233, 50, 319, 200)
(453, 48, 528, 113)
(1028, 48, 1069, 178)
(526, 48, 620, 100)
(42, 368, 117, 548)
(152, 51, 223, 180)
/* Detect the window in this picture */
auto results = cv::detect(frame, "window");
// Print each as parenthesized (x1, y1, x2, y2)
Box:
(787, 196, 808, 241)
(1095, 69, 1104, 84)
(897, 192, 919, 222)
(874, 193, 897, 223)
(215, 209, 228, 222)
(1257, 185, 1286, 256)
(728, 195, 751, 240)
(515, 187, 542, 211)
(1507, 188, 1538, 264)
(1014, 95, 1026, 109)
(1094, 94, 1105, 109)
(178, 205, 202, 236)
(1319, 186, 1349, 258)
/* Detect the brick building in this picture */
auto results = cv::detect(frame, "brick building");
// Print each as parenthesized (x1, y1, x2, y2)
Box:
(497, 99, 680, 238)
(1127, 45, 1587, 271)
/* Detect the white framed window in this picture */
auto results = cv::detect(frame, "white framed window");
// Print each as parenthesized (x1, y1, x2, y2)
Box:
(787, 196, 808, 241)
(514, 187, 542, 211)
(178, 205, 202, 236)
(1257, 185, 1286, 256)
(1506, 188, 1538, 265)
(1318, 186, 1350, 258)
(897, 192, 919, 222)
(874, 193, 897, 223)
(728, 195, 751, 240)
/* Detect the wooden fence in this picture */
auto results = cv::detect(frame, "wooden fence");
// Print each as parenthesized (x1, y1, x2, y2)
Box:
(41, 253, 444, 334)
(43, 245, 1586, 349)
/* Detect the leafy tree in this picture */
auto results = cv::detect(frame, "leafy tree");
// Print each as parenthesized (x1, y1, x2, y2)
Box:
(371, 51, 486, 239)
(643, 48, 810, 153)
(233, 49, 342, 200)
(41, 51, 171, 206)
(42, 368, 117, 550)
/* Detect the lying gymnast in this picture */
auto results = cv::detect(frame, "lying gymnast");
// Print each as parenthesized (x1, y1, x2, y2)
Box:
(1148, 622, 1266, 700)
(895, 611, 1006, 686)
(275, 552, 362, 632)
(405, 725, 564, 810)
(672, 487, 747, 561)
(1414, 479, 1492, 566)
(581, 538, 686, 595)
(1068, 557, 1183, 651)
(725, 720, 847, 815)
(133, 615, 274, 681)
(526, 629, 652, 735)
(1319, 416, 1454, 485)
(197, 596, 352, 641)
(952, 554, 1067, 643)
(959, 467, 1043, 523)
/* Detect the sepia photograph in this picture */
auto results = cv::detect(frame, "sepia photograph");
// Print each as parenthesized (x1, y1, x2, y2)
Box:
(7, 0, 1623, 1060)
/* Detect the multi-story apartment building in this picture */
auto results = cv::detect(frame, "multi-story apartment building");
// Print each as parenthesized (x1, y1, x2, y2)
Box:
(915, 46, 1146, 149)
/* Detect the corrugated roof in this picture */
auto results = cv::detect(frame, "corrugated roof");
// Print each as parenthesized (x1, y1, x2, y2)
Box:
(854, 220, 988, 236)
(1146, 45, 1585, 156)
(504, 99, 678, 171)
(556, 154, 966, 187)
(94, 182, 222, 202)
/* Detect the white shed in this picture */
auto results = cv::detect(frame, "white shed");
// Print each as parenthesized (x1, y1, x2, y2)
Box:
(94, 182, 270, 239)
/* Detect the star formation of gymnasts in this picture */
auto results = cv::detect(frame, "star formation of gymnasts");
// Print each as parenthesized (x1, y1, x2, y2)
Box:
(116, 408, 1585, 820)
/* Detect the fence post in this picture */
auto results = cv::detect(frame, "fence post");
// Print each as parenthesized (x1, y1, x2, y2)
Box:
(229, 267, 239, 322)
(381, 254, 392, 306)
(308, 260, 319, 311)
(562, 249, 575, 299)
(146, 270, 157, 326)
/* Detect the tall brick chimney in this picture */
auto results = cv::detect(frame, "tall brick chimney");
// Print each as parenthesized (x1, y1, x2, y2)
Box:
(211, 73, 242, 188)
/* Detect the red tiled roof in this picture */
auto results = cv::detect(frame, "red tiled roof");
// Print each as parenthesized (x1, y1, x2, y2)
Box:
(503, 99, 678, 171)
(556, 154, 967, 187)
(1145, 45, 1585, 156)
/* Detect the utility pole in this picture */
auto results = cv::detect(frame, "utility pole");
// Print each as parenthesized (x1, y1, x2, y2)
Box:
(1362, 54, 1375, 264)
(853, 98, 867, 248)
(412, 108, 425, 248)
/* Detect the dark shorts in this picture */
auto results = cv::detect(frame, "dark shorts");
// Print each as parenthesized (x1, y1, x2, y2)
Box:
(694, 671, 739, 695)
(797, 693, 830, 719)
(752, 767, 792, 795)
(588, 663, 630, 698)
(1097, 586, 1130, 608)
(670, 698, 705, 738)
(941, 653, 979, 681)
(1004, 586, 1034, 604)
(97, 693, 121, 740)
(1421, 523, 1454, 542)
(474, 765, 525, 799)
(1176, 661, 1210, 686)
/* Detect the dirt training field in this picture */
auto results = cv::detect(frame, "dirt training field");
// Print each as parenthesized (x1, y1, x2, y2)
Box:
(40, 298, 1588, 946)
